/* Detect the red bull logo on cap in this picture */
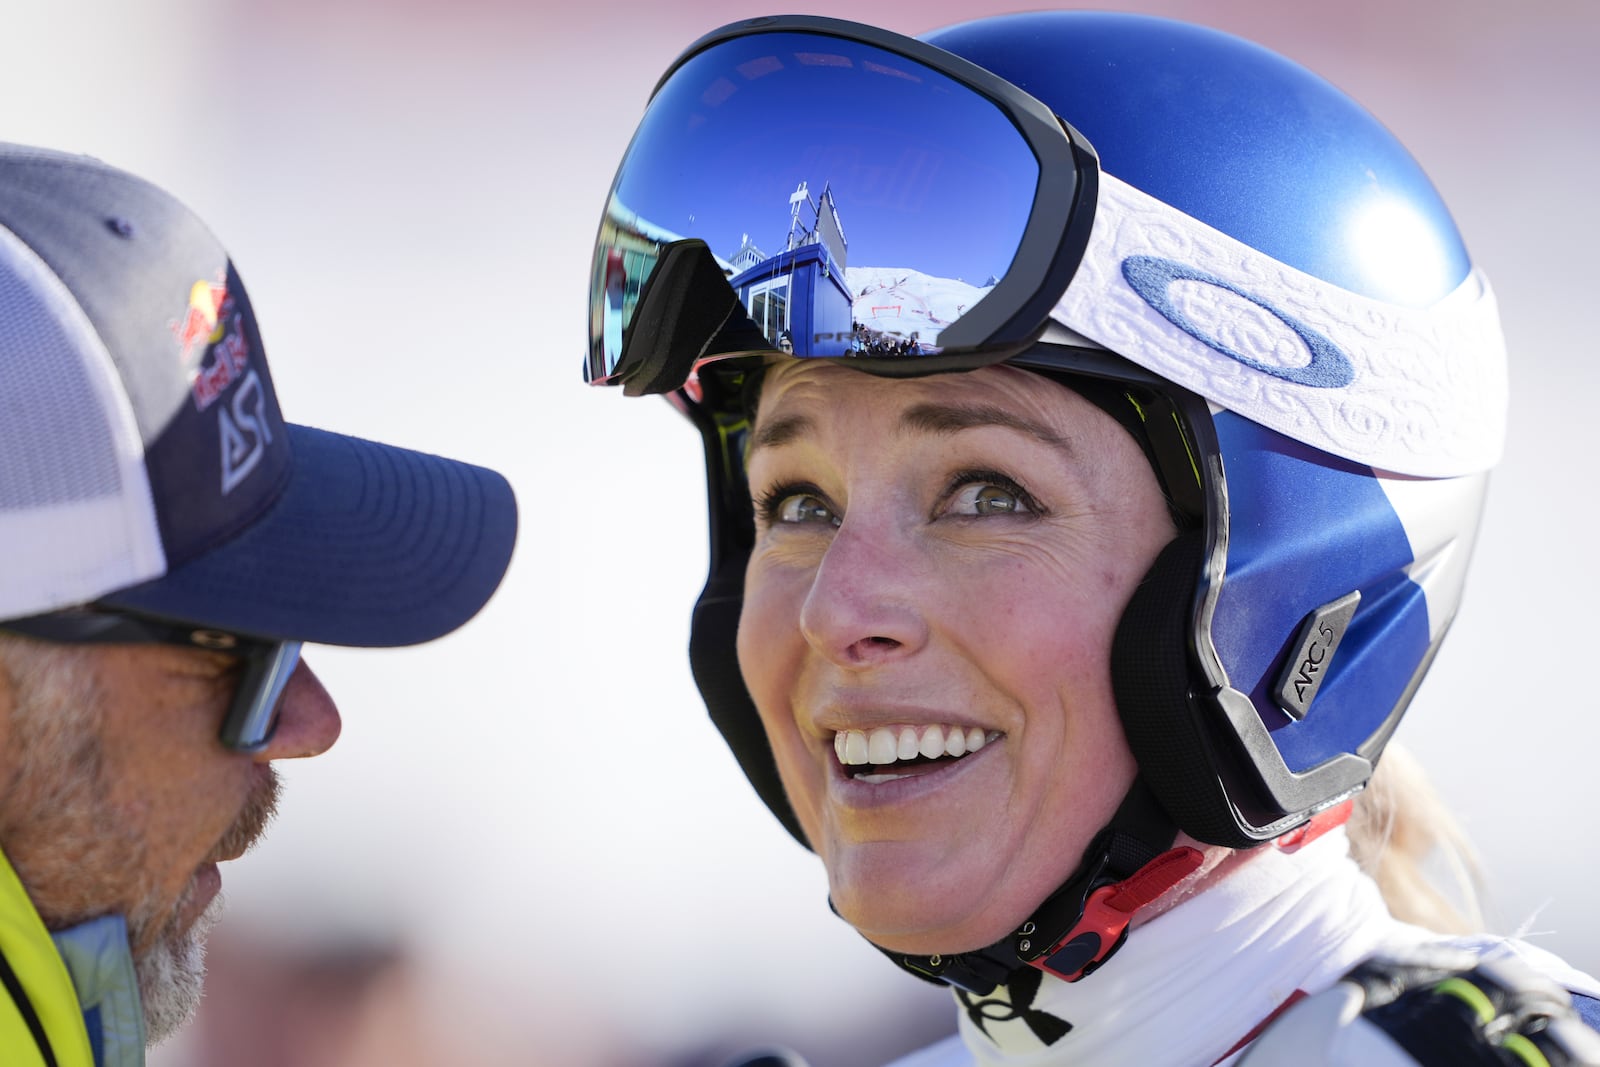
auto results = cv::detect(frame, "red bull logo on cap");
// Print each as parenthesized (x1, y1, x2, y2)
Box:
(172, 278, 226, 363)
(170, 276, 273, 495)
(174, 278, 254, 414)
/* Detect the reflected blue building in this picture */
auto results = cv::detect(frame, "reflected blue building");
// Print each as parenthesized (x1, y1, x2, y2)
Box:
(727, 181, 855, 355)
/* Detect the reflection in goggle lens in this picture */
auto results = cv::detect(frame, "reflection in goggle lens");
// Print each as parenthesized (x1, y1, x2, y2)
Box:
(590, 30, 1042, 381)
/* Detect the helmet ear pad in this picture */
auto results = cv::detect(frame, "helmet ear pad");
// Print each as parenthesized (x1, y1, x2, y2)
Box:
(1111, 529, 1262, 849)
(689, 547, 811, 847)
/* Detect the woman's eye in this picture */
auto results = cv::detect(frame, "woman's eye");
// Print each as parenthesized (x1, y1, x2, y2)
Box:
(949, 480, 1034, 517)
(775, 492, 840, 527)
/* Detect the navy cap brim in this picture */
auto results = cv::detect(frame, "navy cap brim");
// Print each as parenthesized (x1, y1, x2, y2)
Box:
(100, 424, 517, 647)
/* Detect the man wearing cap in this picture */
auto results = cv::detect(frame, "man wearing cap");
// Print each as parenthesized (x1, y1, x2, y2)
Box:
(0, 144, 518, 1065)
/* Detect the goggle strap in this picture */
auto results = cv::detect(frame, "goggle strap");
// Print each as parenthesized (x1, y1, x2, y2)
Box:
(1052, 172, 1505, 478)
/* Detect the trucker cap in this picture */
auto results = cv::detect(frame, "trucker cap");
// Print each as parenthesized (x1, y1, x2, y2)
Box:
(0, 143, 517, 645)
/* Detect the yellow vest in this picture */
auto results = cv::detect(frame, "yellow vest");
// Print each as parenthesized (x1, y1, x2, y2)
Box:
(0, 846, 95, 1066)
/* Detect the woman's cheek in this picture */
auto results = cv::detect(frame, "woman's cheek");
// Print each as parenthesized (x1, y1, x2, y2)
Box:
(737, 565, 815, 773)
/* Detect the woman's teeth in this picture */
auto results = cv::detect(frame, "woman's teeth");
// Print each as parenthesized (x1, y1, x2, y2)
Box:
(833, 724, 991, 768)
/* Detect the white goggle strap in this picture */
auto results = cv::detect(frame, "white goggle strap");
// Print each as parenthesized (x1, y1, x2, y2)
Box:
(1050, 172, 1507, 479)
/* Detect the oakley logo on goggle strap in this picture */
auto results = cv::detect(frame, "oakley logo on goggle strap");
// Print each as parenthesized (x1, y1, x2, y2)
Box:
(1051, 172, 1506, 479)
(1121, 255, 1354, 390)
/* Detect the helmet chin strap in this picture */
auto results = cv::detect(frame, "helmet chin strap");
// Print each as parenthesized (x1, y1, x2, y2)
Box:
(863, 777, 1203, 996)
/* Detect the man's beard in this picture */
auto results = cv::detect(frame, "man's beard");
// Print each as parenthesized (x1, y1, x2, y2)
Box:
(136, 887, 225, 1044)
(128, 769, 280, 1045)
(0, 637, 280, 1046)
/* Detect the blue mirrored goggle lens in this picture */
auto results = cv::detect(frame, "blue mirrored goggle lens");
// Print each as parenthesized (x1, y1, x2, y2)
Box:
(590, 31, 1042, 380)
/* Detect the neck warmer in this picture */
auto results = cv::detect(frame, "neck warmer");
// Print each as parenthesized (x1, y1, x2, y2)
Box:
(944, 829, 1426, 1067)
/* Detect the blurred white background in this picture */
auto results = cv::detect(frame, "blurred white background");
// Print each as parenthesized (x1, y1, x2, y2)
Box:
(4, 0, 1598, 1063)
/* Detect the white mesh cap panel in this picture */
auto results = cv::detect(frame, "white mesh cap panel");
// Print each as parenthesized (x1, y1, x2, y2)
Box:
(0, 223, 164, 619)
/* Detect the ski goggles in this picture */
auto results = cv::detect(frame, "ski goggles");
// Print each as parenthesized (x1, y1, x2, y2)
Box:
(586, 14, 1099, 396)
(0, 608, 301, 753)
(589, 15, 1507, 479)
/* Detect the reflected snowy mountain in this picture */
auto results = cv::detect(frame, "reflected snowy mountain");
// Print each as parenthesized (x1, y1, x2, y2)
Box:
(847, 266, 995, 348)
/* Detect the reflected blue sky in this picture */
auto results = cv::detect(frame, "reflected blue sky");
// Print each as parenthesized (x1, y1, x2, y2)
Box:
(612, 32, 1039, 286)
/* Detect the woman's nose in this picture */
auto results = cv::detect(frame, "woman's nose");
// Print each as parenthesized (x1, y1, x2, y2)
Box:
(253, 658, 342, 761)
(797, 518, 929, 668)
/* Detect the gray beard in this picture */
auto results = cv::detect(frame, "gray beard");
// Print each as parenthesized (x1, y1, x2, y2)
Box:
(136, 891, 224, 1046)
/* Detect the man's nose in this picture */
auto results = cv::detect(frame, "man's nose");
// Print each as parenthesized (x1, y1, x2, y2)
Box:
(253, 658, 341, 761)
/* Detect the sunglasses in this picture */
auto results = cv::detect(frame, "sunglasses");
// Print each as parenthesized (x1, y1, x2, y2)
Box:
(0, 608, 301, 753)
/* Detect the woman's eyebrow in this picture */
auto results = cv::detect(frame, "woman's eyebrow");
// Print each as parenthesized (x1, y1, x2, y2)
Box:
(902, 402, 1073, 452)
(748, 412, 814, 455)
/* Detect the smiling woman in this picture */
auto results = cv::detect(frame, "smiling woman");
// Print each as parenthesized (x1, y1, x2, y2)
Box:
(738, 362, 1170, 957)
(585, 11, 1600, 1067)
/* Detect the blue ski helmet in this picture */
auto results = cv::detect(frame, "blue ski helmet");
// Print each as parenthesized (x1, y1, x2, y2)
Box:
(586, 12, 1504, 854)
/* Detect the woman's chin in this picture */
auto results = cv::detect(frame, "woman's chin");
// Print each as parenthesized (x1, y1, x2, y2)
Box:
(830, 876, 1031, 957)
(848, 913, 1025, 957)
(820, 836, 1051, 956)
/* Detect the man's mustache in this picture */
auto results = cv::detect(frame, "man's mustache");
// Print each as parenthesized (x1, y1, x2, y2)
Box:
(206, 769, 281, 864)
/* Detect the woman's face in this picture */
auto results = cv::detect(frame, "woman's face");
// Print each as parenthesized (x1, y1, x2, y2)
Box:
(737, 361, 1177, 956)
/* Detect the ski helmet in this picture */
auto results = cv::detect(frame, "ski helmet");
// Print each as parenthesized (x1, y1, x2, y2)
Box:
(586, 11, 1503, 989)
